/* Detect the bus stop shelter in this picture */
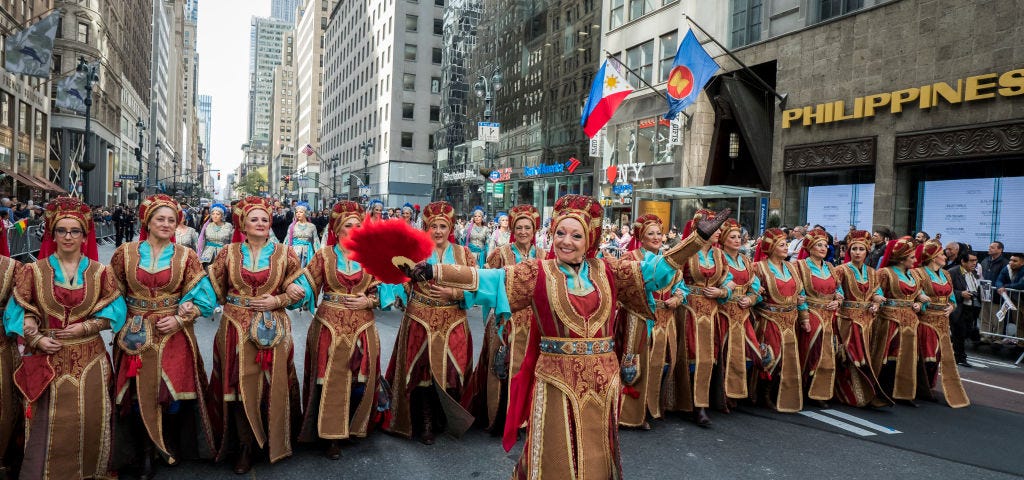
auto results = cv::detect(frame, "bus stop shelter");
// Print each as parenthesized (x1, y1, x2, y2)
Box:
(632, 185, 770, 235)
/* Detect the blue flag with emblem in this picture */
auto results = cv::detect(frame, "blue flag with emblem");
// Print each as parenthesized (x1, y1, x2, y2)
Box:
(56, 61, 98, 113)
(3, 11, 61, 78)
(664, 29, 719, 120)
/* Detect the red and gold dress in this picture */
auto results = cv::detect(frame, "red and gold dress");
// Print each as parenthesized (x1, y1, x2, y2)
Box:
(751, 259, 807, 412)
(299, 244, 383, 442)
(719, 249, 762, 401)
(0, 256, 20, 469)
(110, 240, 217, 463)
(207, 241, 309, 463)
(872, 265, 923, 402)
(795, 258, 842, 402)
(833, 260, 889, 406)
(912, 265, 969, 407)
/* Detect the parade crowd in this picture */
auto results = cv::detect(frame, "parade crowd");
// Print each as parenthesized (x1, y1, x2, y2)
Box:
(0, 192, 1020, 480)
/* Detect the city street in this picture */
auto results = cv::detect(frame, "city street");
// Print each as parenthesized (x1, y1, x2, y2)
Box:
(93, 243, 1024, 479)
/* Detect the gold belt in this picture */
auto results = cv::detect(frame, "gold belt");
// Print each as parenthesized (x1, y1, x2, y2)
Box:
(882, 299, 915, 308)
(126, 295, 182, 311)
(925, 303, 950, 311)
(225, 294, 264, 308)
(756, 304, 797, 313)
(322, 292, 356, 304)
(842, 300, 873, 308)
(410, 291, 459, 307)
(805, 298, 833, 308)
(538, 336, 615, 356)
(38, 330, 102, 346)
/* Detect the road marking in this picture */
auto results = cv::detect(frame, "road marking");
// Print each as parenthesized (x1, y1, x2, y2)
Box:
(960, 378, 1024, 396)
(966, 356, 1019, 369)
(821, 409, 902, 434)
(798, 411, 876, 436)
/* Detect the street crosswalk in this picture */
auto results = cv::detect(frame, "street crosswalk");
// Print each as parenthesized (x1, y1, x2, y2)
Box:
(798, 409, 902, 437)
(965, 355, 1020, 370)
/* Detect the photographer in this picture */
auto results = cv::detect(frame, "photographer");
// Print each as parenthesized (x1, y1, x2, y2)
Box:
(949, 252, 982, 367)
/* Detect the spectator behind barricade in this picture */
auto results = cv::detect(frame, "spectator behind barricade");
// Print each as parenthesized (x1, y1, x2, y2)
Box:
(617, 224, 631, 247)
(866, 227, 893, 269)
(943, 242, 962, 270)
(12, 202, 29, 221)
(0, 198, 10, 218)
(787, 225, 806, 260)
(982, 241, 1010, 283)
(665, 226, 680, 249)
(0, 210, 9, 229)
(950, 251, 981, 366)
(914, 231, 930, 245)
(995, 252, 1024, 295)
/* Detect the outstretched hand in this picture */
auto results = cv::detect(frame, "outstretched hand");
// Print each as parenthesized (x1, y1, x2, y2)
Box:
(401, 262, 434, 282)
(696, 208, 732, 240)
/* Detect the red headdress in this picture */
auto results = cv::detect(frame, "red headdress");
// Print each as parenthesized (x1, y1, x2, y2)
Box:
(879, 236, 916, 268)
(915, 239, 944, 268)
(844, 230, 871, 262)
(753, 227, 787, 262)
(422, 201, 456, 244)
(509, 204, 540, 244)
(547, 194, 604, 259)
(682, 208, 714, 238)
(798, 227, 830, 260)
(39, 196, 98, 261)
(627, 213, 662, 251)
(138, 194, 183, 241)
(718, 218, 743, 248)
(231, 196, 274, 243)
(327, 200, 364, 246)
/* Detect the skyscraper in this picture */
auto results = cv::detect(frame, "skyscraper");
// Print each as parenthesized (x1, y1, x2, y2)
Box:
(271, 0, 299, 24)
(243, 16, 292, 176)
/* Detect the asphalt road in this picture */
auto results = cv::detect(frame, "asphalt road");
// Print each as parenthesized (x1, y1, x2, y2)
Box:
(95, 242, 1024, 479)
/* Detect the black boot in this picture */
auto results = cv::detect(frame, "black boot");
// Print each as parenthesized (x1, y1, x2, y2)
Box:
(231, 404, 254, 474)
(693, 408, 712, 428)
(325, 440, 342, 460)
(420, 400, 435, 445)
(139, 441, 155, 480)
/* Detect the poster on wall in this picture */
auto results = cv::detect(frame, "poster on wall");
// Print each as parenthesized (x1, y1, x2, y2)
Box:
(918, 176, 1022, 252)
(637, 199, 671, 229)
(805, 184, 875, 236)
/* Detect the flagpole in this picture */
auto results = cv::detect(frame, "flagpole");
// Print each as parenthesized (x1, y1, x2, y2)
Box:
(603, 52, 693, 124)
(682, 13, 788, 108)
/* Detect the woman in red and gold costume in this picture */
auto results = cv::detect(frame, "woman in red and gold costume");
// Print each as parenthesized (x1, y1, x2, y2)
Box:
(409, 195, 727, 479)
(382, 200, 476, 445)
(617, 213, 686, 430)
(206, 196, 313, 474)
(667, 209, 731, 427)
(911, 240, 969, 408)
(794, 228, 844, 406)
(298, 201, 384, 458)
(750, 228, 809, 412)
(3, 196, 127, 480)
(109, 194, 218, 478)
(0, 243, 20, 474)
(871, 236, 928, 406)
(717, 219, 763, 408)
(833, 230, 890, 407)
(464, 204, 540, 433)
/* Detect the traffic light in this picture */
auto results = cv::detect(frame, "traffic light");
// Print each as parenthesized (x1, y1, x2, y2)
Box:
(217, 172, 221, 180)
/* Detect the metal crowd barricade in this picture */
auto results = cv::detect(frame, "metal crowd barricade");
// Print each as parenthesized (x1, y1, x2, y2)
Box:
(978, 282, 1024, 364)
(6, 224, 42, 262)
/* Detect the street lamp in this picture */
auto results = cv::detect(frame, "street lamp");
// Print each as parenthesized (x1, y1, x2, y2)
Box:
(331, 155, 339, 201)
(173, 153, 180, 197)
(76, 57, 100, 204)
(134, 119, 146, 203)
(359, 139, 374, 196)
(474, 66, 502, 215)
(152, 139, 161, 190)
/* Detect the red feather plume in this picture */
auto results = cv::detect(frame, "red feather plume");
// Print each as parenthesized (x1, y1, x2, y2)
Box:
(341, 218, 434, 284)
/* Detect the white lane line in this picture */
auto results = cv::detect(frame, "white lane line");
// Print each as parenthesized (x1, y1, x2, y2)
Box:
(966, 356, 1019, 369)
(798, 411, 876, 436)
(821, 409, 902, 434)
(965, 362, 990, 369)
(960, 378, 1024, 396)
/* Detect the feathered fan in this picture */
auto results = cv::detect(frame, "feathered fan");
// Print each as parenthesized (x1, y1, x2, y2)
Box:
(342, 217, 434, 283)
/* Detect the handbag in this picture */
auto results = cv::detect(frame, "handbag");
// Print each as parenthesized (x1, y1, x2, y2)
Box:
(492, 345, 510, 380)
(117, 315, 153, 355)
(248, 311, 285, 349)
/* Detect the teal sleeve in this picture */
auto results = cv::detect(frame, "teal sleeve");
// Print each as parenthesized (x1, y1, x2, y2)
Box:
(672, 279, 689, 297)
(836, 284, 845, 297)
(718, 271, 735, 303)
(463, 269, 512, 321)
(641, 251, 678, 292)
(797, 301, 809, 312)
(287, 275, 316, 311)
(949, 293, 957, 305)
(874, 287, 883, 297)
(750, 275, 764, 303)
(98, 296, 128, 334)
(182, 276, 218, 317)
(2, 296, 25, 337)
(378, 283, 409, 310)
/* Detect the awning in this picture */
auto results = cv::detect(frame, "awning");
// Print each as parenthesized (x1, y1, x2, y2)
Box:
(13, 172, 46, 190)
(633, 185, 769, 200)
(31, 175, 67, 193)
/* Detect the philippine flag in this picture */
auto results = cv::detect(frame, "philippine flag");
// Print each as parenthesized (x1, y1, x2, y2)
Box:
(581, 60, 634, 138)
(664, 29, 719, 120)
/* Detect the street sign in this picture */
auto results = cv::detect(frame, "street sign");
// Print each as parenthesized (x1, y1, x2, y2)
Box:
(358, 186, 370, 196)
(113, 181, 122, 187)
(489, 170, 500, 182)
(119, 174, 140, 180)
(478, 122, 500, 143)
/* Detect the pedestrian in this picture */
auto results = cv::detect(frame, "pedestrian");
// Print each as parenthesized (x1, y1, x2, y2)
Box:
(914, 231, 930, 245)
(271, 203, 292, 243)
(109, 194, 218, 477)
(786, 225, 806, 260)
(196, 203, 233, 268)
(298, 201, 385, 459)
(994, 252, 1024, 294)
(459, 206, 490, 268)
(4, 196, 127, 479)
(206, 196, 312, 473)
(949, 251, 981, 367)
(911, 240, 969, 408)
(283, 202, 320, 267)
(866, 227, 893, 269)
(981, 241, 1010, 283)
(174, 215, 200, 251)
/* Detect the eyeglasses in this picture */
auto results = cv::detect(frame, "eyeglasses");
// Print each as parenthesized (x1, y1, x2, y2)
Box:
(54, 228, 84, 238)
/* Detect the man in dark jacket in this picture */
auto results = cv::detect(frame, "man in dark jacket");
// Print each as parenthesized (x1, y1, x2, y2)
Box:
(995, 252, 1024, 294)
(271, 204, 293, 243)
(981, 241, 1010, 283)
(949, 252, 981, 366)
(866, 227, 892, 269)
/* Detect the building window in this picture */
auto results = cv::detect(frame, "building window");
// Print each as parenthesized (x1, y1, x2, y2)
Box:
(433, 18, 443, 35)
(626, 40, 654, 86)
(404, 43, 417, 61)
(405, 14, 418, 32)
(77, 22, 89, 43)
(0, 95, 9, 127)
(401, 132, 413, 148)
(658, 31, 677, 82)
(431, 77, 441, 93)
(610, 0, 624, 29)
(429, 105, 440, 122)
(628, 0, 655, 21)
(819, 0, 863, 21)
(402, 102, 415, 119)
(403, 73, 416, 90)
(432, 47, 442, 64)
(435, 0, 444, 6)
(428, 134, 435, 150)
(34, 111, 44, 140)
(730, 0, 763, 48)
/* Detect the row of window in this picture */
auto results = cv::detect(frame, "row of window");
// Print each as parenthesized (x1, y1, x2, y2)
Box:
(403, 44, 443, 64)
(610, 30, 677, 87)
